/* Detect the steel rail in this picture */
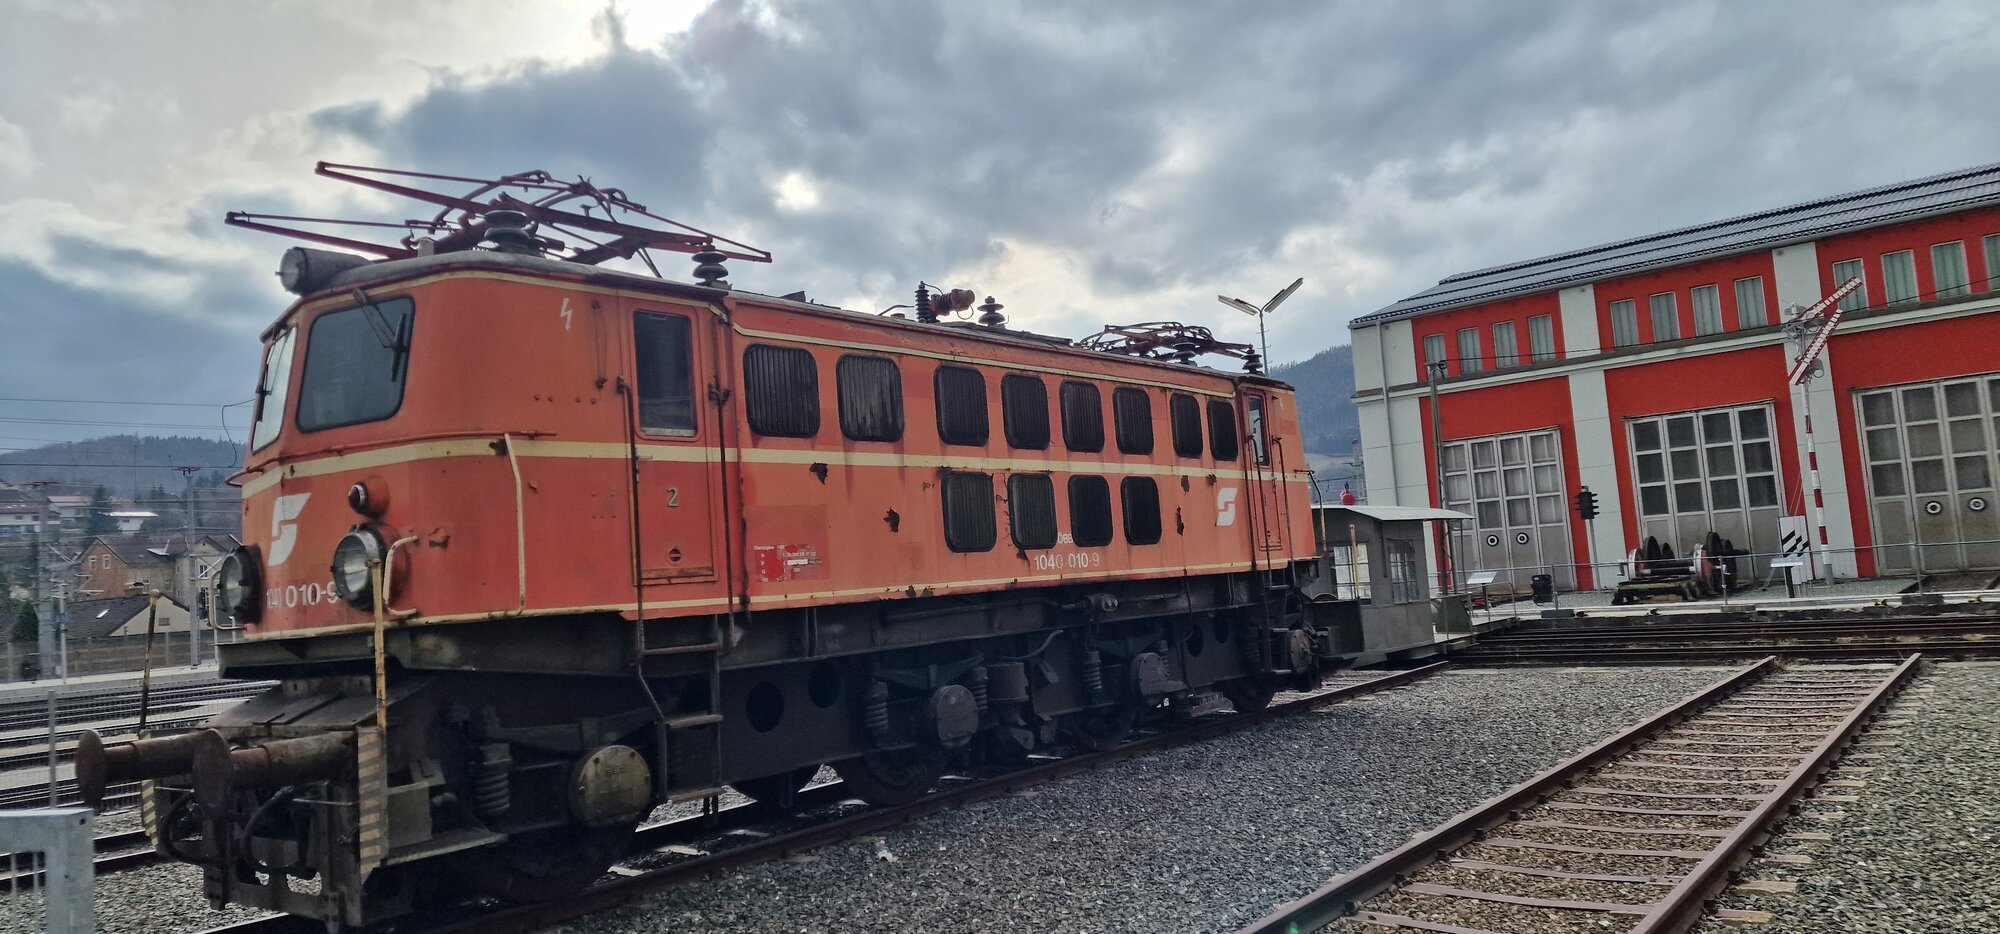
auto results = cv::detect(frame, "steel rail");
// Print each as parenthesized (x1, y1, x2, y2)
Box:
(1237, 655, 1920, 934)
(192, 662, 1451, 934)
(1458, 639, 1993, 664)
(1235, 657, 1777, 934)
(1629, 653, 1920, 933)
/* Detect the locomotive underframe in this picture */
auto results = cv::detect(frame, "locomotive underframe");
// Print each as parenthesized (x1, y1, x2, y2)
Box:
(153, 563, 1327, 927)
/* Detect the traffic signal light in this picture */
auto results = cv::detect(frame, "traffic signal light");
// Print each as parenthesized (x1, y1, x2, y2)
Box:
(1574, 488, 1599, 520)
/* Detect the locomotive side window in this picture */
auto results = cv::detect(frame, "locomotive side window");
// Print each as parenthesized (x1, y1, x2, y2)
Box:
(634, 312, 696, 436)
(1112, 387, 1153, 455)
(1067, 475, 1114, 546)
(1247, 394, 1269, 465)
(1168, 393, 1202, 458)
(1007, 473, 1058, 549)
(1001, 374, 1050, 449)
(250, 327, 296, 450)
(1059, 381, 1104, 453)
(1121, 476, 1162, 545)
(940, 471, 997, 553)
(743, 344, 820, 438)
(296, 297, 414, 432)
(1208, 399, 1240, 461)
(835, 354, 903, 442)
(934, 365, 989, 446)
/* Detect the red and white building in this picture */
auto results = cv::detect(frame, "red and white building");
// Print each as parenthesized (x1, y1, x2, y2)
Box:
(1351, 163, 2000, 590)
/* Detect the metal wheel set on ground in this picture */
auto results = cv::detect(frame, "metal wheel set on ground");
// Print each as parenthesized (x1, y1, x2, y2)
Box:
(1243, 655, 1923, 934)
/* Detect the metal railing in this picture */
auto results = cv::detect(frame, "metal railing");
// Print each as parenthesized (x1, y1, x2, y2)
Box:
(1419, 537, 2000, 615)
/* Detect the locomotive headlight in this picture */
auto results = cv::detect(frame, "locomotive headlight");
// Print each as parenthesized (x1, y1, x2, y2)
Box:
(330, 526, 388, 609)
(215, 546, 263, 623)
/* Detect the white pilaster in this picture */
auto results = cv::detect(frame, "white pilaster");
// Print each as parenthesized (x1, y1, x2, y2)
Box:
(1352, 323, 1385, 392)
(1558, 284, 1600, 359)
(1566, 368, 1627, 587)
(1381, 319, 1417, 386)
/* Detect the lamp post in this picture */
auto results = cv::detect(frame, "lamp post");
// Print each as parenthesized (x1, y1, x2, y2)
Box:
(1217, 277, 1304, 373)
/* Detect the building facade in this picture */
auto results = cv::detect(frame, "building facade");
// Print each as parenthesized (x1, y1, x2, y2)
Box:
(1352, 163, 2000, 590)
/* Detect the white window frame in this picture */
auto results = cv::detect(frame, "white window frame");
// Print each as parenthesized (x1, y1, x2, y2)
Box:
(1457, 328, 1483, 374)
(1932, 240, 1969, 298)
(1423, 333, 1447, 376)
(1492, 321, 1519, 368)
(1527, 314, 1556, 362)
(1881, 250, 1917, 304)
(1831, 259, 1867, 311)
(1983, 234, 2000, 292)
(1733, 276, 1768, 328)
(1648, 291, 1680, 341)
(1610, 299, 1639, 347)
(1691, 284, 1723, 336)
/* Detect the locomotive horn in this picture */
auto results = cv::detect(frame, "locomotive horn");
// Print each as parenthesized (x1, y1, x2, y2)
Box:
(192, 730, 356, 812)
(75, 730, 207, 811)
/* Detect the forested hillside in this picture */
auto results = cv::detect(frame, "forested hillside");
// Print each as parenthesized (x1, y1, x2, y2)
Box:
(0, 435, 243, 495)
(1270, 345, 1358, 457)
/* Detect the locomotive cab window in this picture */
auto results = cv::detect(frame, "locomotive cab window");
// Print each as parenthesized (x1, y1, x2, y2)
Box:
(1068, 475, 1114, 547)
(1060, 381, 1104, 452)
(1169, 393, 1202, 458)
(1113, 387, 1153, 455)
(250, 327, 296, 450)
(744, 344, 820, 438)
(296, 297, 414, 432)
(1247, 395, 1269, 465)
(1001, 374, 1050, 449)
(634, 311, 696, 436)
(1208, 399, 1240, 461)
(941, 471, 997, 553)
(1121, 476, 1162, 545)
(935, 365, 989, 445)
(836, 354, 903, 442)
(1007, 473, 1058, 550)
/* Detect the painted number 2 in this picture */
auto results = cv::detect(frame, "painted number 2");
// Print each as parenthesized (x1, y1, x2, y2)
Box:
(666, 487, 680, 508)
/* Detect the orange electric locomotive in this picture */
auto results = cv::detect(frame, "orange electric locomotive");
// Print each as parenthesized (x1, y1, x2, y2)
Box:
(78, 165, 1324, 927)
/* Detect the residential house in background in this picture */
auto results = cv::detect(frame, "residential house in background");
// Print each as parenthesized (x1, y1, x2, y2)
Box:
(76, 532, 240, 606)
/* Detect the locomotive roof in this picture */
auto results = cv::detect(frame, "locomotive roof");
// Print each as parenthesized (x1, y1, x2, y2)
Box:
(284, 250, 1292, 388)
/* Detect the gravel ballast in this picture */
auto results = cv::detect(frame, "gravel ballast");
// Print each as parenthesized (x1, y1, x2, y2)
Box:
(1698, 662, 2000, 934)
(552, 665, 1727, 934)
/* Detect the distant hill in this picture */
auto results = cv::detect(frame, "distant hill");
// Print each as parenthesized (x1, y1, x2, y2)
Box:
(1270, 345, 1358, 458)
(0, 435, 244, 496)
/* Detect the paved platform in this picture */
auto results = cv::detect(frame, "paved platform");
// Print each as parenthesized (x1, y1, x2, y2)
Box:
(0, 664, 223, 701)
(1474, 576, 1931, 624)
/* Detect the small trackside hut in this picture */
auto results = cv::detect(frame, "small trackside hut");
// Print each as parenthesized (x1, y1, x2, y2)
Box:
(1306, 504, 1471, 661)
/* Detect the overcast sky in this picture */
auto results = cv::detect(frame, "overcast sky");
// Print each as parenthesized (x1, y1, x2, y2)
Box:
(2, 0, 1997, 453)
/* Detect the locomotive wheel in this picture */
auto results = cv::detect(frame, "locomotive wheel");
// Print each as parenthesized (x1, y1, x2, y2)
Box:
(1219, 676, 1278, 713)
(729, 765, 820, 809)
(833, 748, 947, 807)
(1064, 703, 1140, 751)
(455, 820, 637, 902)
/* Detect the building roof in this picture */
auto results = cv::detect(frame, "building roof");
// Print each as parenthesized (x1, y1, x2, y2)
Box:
(87, 532, 238, 565)
(62, 594, 186, 640)
(1355, 161, 2000, 326)
(1313, 504, 1472, 523)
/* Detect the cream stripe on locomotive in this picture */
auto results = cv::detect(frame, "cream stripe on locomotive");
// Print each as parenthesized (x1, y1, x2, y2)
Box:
(240, 558, 1301, 641)
(240, 436, 1308, 496)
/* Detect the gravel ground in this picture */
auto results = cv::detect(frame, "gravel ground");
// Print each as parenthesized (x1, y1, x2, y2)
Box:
(548, 665, 1728, 934)
(1697, 662, 2000, 934)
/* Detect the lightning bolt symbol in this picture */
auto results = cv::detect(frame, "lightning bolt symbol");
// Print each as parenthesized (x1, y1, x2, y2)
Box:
(560, 297, 573, 330)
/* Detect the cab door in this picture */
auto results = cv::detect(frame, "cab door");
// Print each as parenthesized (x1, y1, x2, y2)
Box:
(1244, 391, 1290, 555)
(628, 303, 721, 583)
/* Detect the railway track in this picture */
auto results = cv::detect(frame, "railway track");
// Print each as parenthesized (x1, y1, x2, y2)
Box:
(0, 678, 270, 809)
(1240, 654, 1920, 934)
(187, 663, 1452, 934)
(1460, 613, 1998, 664)
(0, 828, 156, 886)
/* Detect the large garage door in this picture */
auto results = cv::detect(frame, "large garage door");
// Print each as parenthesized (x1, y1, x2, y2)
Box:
(1627, 403, 1784, 578)
(1440, 429, 1574, 591)
(1857, 374, 2000, 573)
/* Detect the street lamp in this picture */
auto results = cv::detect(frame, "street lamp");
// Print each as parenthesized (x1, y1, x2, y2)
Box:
(1218, 277, 1303, 373)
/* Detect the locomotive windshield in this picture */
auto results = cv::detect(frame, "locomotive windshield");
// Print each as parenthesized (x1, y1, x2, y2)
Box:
(296, 297, 415, 431)
(249, 327, 295, 451)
